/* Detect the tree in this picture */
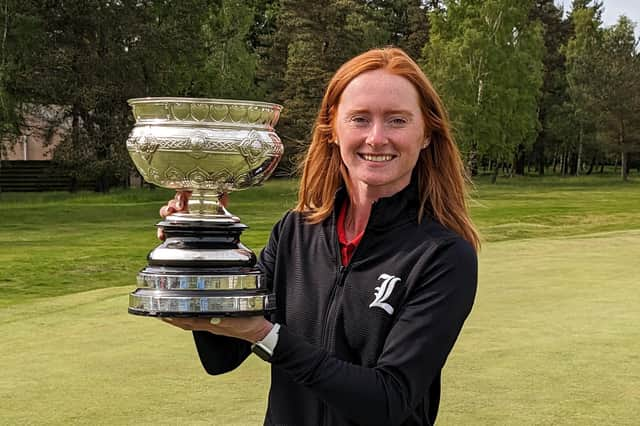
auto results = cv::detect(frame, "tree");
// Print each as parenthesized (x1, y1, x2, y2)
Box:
(366, 0, 432, 59)
(563, 1, 603, 176)
(423, 0, 544, 182)
(591, 17, 640, 180)
(8, 0, 261, 191)
(528, 0, 571, 175)
(258, 0, 387, 171)
(255, 0, 441, 173)
(191, 0, 259, 99)
(0, 0, 36, 160)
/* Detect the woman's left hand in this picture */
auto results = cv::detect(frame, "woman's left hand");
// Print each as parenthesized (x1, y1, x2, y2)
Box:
(161, 316, 273, 343)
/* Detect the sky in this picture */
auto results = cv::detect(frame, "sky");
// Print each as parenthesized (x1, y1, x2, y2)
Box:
(556, 0, 640, 37)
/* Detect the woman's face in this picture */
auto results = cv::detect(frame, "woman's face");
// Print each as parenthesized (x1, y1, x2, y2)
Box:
(335, 69, 427, 198)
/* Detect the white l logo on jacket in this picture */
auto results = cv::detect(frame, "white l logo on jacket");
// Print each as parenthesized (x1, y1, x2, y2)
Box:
(369, 273, 401, 315)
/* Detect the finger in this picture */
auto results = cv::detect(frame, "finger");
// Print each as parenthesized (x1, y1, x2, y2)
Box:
(172, 193, 184, 211)
(159, 204, 175, 218)
(168, 199, 180, 210)
(157, 228, 165, 241)
(176, 191, 191, 211)
(219, 193, 229, 208)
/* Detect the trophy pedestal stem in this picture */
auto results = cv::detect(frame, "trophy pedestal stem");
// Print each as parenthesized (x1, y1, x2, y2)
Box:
(128, 220, 274, 317)
(166, 192, 240, 224)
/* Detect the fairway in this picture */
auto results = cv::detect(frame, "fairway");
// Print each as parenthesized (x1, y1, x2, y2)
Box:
(1, 177, 639, 425)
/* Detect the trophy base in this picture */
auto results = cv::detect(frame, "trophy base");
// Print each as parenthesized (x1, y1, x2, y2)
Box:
(128, 290, 276, 317)
(129, 219, 275, 318)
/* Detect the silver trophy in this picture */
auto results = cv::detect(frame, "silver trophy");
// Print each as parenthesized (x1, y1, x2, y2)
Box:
(126, 97, 283, 317)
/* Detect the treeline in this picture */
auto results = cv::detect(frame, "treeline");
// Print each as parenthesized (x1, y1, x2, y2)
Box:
(0, 0, 638, 190)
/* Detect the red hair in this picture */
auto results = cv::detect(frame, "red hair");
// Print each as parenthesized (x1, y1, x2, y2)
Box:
(295, 47, 480, 251)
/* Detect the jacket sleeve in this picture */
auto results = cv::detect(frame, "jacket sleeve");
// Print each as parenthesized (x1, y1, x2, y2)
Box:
(192, 332, 251, 375)
(191, 212, 288, 375)
(269, 238, 477, 426)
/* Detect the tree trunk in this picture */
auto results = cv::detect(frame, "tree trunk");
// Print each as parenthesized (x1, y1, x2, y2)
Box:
(491, 163, 499, 184)
(514, 144, 526, 175)
(568, 151, 578, 176)
(534, 135, 545, 176)
(576, 141, 583, 176)
(619, 123, 628, 181)
(467, 141, 478, 176)
(586, 155, 596, 175)
(621, 150, 628, 181)
(69, 105, 81, 192)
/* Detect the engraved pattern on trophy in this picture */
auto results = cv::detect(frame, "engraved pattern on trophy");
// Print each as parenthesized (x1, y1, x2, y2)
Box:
(238, 130, 268, 168)
(126, 98, 283, 317)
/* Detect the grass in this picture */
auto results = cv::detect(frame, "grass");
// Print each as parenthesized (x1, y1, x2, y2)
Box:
(470, 174, 640, 242)
(1, 174, 639, 425)
(439, 231, 640, 425)
(0, 180, 298, 307)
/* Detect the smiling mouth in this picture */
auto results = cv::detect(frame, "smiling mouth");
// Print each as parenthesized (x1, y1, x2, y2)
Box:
(359, 153, 396, 162)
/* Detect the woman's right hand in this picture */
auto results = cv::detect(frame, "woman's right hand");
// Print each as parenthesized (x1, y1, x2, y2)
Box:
(157, 191, 191, 240)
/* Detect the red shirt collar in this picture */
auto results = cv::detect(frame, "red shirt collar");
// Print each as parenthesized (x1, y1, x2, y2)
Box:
(337, 199, 365, 266)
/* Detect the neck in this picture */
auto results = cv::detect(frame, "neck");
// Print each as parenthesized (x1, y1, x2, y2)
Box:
(343, 183, 385, 240)
(343, 179, 411, 239)
(343, 197, 371, 241)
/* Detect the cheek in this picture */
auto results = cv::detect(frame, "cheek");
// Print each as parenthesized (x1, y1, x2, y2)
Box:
(338, 140, 356, 162)
(404, 142, 424, 166)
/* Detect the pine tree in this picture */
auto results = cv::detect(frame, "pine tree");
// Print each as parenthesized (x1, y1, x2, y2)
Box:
(258, 0, 387, 172)
(591, 17, 640, 180)
(8, 0, 261, 190)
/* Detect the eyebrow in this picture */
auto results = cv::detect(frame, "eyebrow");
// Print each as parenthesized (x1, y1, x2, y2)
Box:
(344, 108, 416, 116)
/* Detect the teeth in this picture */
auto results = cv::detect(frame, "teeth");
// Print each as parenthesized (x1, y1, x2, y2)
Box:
(361, 154, 394, 162)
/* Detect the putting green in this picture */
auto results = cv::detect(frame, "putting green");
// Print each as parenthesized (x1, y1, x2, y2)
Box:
(440, 230, 640, 425)
(1, 231, 639, 425)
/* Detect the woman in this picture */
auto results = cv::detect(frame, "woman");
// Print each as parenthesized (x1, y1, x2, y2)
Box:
(162, 47, 480, 426)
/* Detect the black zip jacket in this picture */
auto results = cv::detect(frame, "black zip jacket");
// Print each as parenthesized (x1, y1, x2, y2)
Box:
(192, 180, 477, 425)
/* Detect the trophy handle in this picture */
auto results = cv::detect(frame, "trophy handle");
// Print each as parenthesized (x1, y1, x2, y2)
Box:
(166, 191, 240, 224)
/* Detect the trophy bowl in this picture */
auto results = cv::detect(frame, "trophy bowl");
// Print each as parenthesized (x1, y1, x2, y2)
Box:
(126, 97, 283, 317)
(127, 97, 283, 223)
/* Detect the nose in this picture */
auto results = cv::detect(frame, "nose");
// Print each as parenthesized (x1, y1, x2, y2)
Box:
(366, 120, 388, 147)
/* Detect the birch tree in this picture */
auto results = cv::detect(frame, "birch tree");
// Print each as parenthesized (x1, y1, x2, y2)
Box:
(563, 3, 602, 176)
(423, 0, 544, 181)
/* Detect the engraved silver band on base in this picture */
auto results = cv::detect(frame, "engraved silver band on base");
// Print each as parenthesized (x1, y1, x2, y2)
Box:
(128, 292, 275, 316)
(136, 272, 263, 290)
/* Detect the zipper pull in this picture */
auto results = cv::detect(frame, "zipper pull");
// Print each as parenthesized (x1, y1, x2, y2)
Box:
(337, 265, 347, 286)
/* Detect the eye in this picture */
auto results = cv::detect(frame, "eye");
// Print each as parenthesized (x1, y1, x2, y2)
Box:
(388, 117, 408, 127)
(349, 116, 369, 126)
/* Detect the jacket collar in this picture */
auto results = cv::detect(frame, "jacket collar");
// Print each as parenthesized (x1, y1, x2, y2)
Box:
(332, 173, 422, 232)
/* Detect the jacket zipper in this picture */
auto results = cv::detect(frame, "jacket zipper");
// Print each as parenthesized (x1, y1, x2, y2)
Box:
(319, 221, 350, 426)
(320, 265, 347, 348)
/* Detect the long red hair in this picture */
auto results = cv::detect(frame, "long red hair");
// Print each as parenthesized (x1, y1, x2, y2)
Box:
(295, 47, 480, 251)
